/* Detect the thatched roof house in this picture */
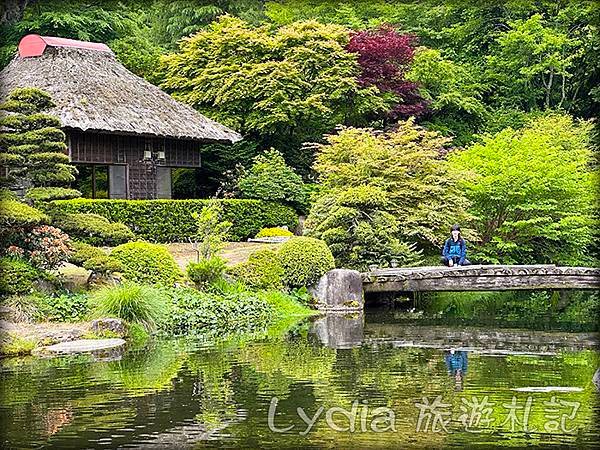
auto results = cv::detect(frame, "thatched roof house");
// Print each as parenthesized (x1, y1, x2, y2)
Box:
(0, 34, 241, 199)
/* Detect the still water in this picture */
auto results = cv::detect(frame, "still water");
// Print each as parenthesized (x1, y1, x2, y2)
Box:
(1, 310, 599, 449)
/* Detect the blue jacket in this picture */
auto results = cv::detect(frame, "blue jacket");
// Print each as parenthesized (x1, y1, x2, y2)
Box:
(442, 237, 467, 264)
(445, 351, 468, 374)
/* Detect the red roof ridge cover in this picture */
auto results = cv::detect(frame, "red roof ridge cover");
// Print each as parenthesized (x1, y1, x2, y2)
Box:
(18, 34, 113, 58)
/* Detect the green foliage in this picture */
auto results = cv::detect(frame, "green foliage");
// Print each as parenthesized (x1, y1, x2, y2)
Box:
(486, 14, 583, 111)
(0, 333, 37, 356)
(0, 257, 40, 296)
(193, 202, 232, 259)
(25, 187, 82, 202)
(305, 187, 421, 270)
(238, 149, 307, 211)
(82, 255, 123, 275)
(110, 34, 164, 85)
(90, 283, 169, 331)
(67, 241, 106, 266)
(36, 292, 90, 322)
(0, 88, 76, 192)
(2, 295, 43, 322)
(110, 241, 183, 285)
(161, 15, 385, 173)
(51, 213, 134, 246)
(407, 47, 487, 145)
(228, 249, 284, 290)
(305, 119, 472, 267)
(255, 227, 293, 238)
(186, 256, 226, 287)
(277, 236, 335, 287)
(0, 200, 49, 229)
(448, 114, 595, 264)
(42, 199, 298, 242)
(160, 285, 275, 336)
(0, 189, 17, 200)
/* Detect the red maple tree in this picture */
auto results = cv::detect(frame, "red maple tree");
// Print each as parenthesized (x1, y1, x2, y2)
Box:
(348, 25, 427, 121)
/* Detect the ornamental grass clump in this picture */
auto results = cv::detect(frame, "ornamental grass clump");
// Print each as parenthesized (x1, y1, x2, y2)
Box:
(90, 283, 169, 331)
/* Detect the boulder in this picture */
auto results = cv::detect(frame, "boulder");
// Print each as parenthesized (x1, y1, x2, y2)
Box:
(308, 269, 364, 311)
(91, 318, 127, 337)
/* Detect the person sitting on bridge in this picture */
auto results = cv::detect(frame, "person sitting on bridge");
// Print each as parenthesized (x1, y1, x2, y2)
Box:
(441, 224, 471, 267)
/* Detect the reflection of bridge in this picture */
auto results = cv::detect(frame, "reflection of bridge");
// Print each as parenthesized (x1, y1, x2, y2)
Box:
(361, 265, 600, 293)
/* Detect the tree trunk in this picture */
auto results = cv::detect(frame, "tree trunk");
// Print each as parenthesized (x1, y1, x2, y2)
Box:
(544, 69, 554, 109)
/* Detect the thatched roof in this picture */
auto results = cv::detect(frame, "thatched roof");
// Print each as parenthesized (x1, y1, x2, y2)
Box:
(0, 37, 241, 143)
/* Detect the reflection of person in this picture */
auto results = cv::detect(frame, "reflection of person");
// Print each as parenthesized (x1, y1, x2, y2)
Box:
(444, 349, 468, 391)
(441, 224, 471, 267)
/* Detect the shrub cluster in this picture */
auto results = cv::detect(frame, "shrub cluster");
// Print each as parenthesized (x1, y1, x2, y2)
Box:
(110, 241, 183, 285)
(11, 225, 73, 270)
(52, 213, 134, 246)
(0, 200, 48, 229)
(187, 257, 226, 287)
(25, 187, 81, 202)
(0, 257, 40, 296)
(160, 286, 275, 336)
(42, 199, 298, 242)
(228, 237, 335, 289)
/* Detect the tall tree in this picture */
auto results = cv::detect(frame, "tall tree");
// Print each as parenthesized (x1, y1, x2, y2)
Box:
(161, 15, 385, 173)
(0, 87, 77, 200)
(448, 114, 596, 265)
(347, 25, 427, 124)
(305, 118, 473, 268)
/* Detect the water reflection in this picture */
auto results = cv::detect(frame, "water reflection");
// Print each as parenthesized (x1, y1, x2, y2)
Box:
(0, 313, 599, 449)
(311, 313, 364, 349)
(444, 349, 468, 392)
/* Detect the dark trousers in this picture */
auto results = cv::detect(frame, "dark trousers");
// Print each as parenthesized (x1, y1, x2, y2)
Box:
(441, 256, 471, 266)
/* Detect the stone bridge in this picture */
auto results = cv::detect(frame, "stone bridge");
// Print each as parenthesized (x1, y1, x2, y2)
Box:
(361, 265, 600, 293)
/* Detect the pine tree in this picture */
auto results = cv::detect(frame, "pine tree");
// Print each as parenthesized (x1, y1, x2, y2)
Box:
(0, 87, 79, 200)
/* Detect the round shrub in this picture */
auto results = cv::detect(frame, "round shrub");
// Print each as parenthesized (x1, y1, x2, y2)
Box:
(110, 241, 183, 285)
(228, 249, 284, 289)
(90, 282, 169, 330)
(0, 257, 40, 296)
(0, 200, 48, 229)
(68, 241, 106, 266)
(52, 213, 134, 246)
(277, 236, 335, 287)
(255, 227, 294, 238)
(187, 257, 226, 287)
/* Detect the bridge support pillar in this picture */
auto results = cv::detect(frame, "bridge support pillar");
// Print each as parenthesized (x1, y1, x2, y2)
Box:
(309, 269, 364, 311)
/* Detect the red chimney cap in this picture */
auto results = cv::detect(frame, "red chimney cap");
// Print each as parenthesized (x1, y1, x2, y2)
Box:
(18, 34, 112, 58)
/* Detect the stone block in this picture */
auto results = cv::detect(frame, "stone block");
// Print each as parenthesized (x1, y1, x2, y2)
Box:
(309, 269, 364, 311)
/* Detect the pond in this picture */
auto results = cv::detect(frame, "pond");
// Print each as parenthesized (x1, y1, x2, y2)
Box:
(1, 308, 599, 449)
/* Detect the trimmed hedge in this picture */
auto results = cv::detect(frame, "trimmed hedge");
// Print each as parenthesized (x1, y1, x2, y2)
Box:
(0, 200, 48, 229)
(43, 199, 298, 242)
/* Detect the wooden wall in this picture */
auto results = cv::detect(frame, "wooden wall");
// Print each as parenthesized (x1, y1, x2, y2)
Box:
(66, 129, 202, 199)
